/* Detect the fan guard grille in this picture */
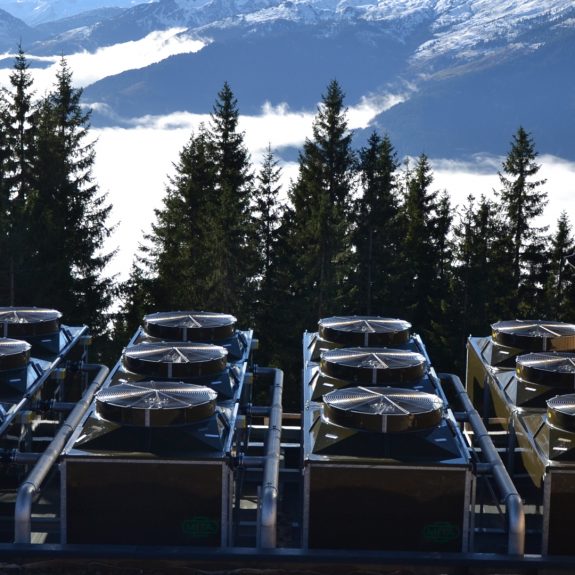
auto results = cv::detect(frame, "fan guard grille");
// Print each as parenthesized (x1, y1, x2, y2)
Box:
(547, 393, 575, 432)
(318, 316, 411, 347)
(142, 311, 237, 342)
(492, 320, 575, 352)
(323, 386, 443, 433)
(95, 381, 218, 427)
(320, 348, 426, 384)
(0, 307, 61, 337)
(122, 342, 228, 378)
(516, 352, 575, 388)
(0, 337, 31, 370)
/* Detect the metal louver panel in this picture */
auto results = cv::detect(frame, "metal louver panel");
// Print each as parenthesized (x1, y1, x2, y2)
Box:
(323, 386, 443, 433)
(517, 352, 575, 388)
(318, 316, 411, 347)
(142, 311, 237, 341)
(122, 342, 228, 378)
(0, 337, 31, 370)
(492, 320, 575, 352)
(95, 381, 218, 427)
(0, 307, 62, 337)
(320, 348, 426, 384)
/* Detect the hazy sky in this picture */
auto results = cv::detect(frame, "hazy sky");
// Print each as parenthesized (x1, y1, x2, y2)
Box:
(0, 28, 572, 282)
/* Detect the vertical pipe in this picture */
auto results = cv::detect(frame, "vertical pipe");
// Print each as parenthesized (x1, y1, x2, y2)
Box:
(439, 372, 525, 556)
(255, 367, 283, 549)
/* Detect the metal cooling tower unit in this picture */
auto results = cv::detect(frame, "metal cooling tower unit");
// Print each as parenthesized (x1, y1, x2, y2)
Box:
(302, 316, 474, 552)
(466, 319, 575, 555)
(60, 310, 256, 547)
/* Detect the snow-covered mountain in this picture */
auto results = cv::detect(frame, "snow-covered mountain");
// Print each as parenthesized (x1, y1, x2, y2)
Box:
(0, 0, 573, 160)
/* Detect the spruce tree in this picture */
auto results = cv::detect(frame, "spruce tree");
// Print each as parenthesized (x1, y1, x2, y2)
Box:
(252, 145, 287, 368)
(121, 84, 256, 329)
(27, 57, 114, 335)
(399, 154, 439, 336)
(353, 131, 400, 315)
(544, 211, 575, 321)
(0, 47, 37, 304)
(140, 124, 217, 310)
(497, 126, 548, 316)
(286, 79, 356, 327)
(208, 82, 256, 324)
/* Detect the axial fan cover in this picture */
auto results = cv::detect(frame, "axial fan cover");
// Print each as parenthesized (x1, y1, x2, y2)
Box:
(516, 352, 575, 388)
(122, 342, 228, 378)
(142, 311, 237, 342)
(323, 386, 443, 433)
(320, 348, 426, 384)
(0, 337, 31, 370)
(95, 381, 218, 427)
(547, 394, 575, 432)
(318, 316, 411, 347)
(0, 307, 61, 337)
(492, 320, 575, 352)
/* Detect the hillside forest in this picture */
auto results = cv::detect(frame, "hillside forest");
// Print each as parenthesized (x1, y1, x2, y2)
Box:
(1, 51, 574, 407)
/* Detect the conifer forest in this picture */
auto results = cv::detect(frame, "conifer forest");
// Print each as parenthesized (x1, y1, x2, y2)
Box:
(1, 52, 574, 408)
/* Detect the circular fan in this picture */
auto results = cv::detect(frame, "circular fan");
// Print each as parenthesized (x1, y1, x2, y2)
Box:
(547, 394, 575, 432)
(320, 348, 426, 384)
(323, 386, 443, 433)
(142, 311, 237, 342)
(492, 320, 575, 352)
(95, 381, 218, 427)
(123, 342, 227, 379)
(318, 316, 411, 347)
(516, 352, 575, 388)
(0, 307, 61, 338)
(0, 338, 31, 370)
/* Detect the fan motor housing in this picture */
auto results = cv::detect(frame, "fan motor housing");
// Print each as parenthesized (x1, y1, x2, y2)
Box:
(0, 307, 63, 355)
(139, 311, 250, 362)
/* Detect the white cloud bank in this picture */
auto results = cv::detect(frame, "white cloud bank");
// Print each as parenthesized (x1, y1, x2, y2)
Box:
(95, 107, 575, 282)
(0, 28, 206, 94)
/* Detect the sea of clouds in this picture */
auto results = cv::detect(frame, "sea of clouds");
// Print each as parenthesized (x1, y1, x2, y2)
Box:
(0, 28, 572, 282)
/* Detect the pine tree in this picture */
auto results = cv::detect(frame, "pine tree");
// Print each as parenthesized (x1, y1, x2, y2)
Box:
(208, 82, 256, 324)
(26, 57, 114, 335)
(121, 84, 256, 328)
(140, 124, 217, 310)
(353, 131, 400, 315)
(286, 79, 356, 327)
(545, 211, 575, 321)
(497, 126, 548, 316)
(0, 47, 37, 304)
(399, 154, 439, 336)
(252, 145, 287, 368)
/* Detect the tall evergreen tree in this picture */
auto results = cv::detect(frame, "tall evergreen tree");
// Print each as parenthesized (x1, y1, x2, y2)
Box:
(140, 124, 217, 310)
(26, 57, 114, 334)
(353, 131, 400, 315)
(252, 145, 287, 368)
(497, 126, 548, 316)
(120, 84, 256, 331)
(544, 211, 575, 321)
(399, 154, 440, 336)
(286, 79, 356, 327)
(0, 47, 37, 304)
(207, 82, 256, 324)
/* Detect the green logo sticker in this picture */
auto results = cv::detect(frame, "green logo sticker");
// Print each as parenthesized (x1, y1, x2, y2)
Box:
(423, 521, 460, 544)
(182, 516, 219, 538)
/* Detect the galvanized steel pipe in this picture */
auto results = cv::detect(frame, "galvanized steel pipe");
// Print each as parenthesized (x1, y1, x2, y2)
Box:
(439, 372, 525, 556)
(14, 363, 109, 544)
(254, 367, 283, 549)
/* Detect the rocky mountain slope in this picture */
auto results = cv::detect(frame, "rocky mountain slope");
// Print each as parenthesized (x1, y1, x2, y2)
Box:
(0, 0, 573, 159)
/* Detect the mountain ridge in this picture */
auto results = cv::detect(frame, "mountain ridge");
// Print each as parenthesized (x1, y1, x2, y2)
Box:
(0, 0, 573, 160)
